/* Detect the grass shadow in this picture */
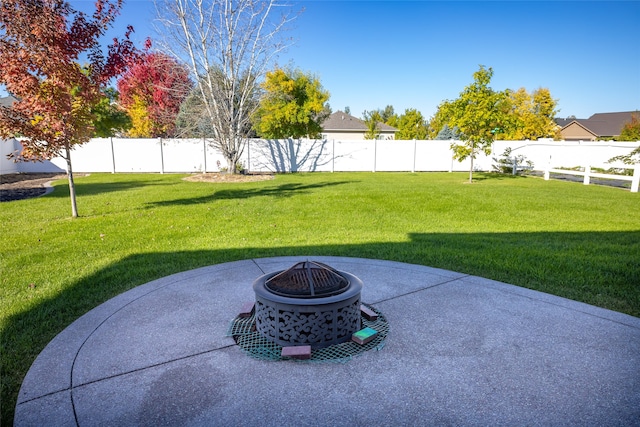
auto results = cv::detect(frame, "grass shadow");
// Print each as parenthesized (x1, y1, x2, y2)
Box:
(47, 176, 177, 198)
(146, 180, 356, 207)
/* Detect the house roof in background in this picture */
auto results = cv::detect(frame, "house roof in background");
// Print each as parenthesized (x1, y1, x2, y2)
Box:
(323, 111, 397, 132)
(0, 95, 18, 108)
(556, 111, 639, 137)
(583, 111, 638, 137)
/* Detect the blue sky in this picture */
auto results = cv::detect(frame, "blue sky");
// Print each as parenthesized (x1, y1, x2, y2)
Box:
(4, 1, 640, 120)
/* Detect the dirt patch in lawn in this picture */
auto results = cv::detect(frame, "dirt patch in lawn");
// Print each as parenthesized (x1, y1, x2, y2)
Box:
(0, 173, 67, 202)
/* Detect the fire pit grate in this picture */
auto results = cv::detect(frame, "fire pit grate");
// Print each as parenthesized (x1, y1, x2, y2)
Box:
(227, 303, 388, 363)
(264, 261, 349, 298)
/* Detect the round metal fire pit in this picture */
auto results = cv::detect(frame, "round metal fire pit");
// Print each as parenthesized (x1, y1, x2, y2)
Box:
(253, 261, 363, 349)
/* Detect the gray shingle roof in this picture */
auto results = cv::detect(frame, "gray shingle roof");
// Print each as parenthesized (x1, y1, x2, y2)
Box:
(322, 111, 397, 132)
(583, 111, 638, 137)
(0, 95, 17, 108)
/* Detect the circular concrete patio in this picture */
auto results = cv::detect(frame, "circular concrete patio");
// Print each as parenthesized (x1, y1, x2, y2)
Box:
(15, 257, 640, 426)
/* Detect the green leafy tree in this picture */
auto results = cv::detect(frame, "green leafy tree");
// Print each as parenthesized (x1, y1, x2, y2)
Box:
(380, 105, 396, 124)
(91, 87, 131, 137)
(428, 101, 454, 139)
(618, 113, 640, 141)
(394, 108, 428, 140)
(362, 110, 383, 139)
(252, 68, 330, 139)
(446, 65, 510, 183)
(497, 87, 560, 140)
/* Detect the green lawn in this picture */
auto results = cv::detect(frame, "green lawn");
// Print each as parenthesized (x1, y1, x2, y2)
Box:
(2, 171, 639, 423)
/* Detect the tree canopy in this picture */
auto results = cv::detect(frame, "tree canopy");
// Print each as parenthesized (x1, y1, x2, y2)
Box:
(252, 68, 330, 139)
(393, 108, 429, 140)
(362, 110, 383, 140)
(0, 0, 137, 216)
(442, 65, 510, 182)
(495, 87, 560, 140)
(91, 87, 131, 137)
(156, 0, 296, 173)
(117, 51, 192, 137)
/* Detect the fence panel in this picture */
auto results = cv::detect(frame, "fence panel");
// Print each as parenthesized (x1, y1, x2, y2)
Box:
(375, 140, 414, 172)
(492, 140, 640, 171)
(247, 139, 333, 172)
(162, 138, 206, 173)
(332, 140, 375, 171)
(3, 137, 638, 176)
(66, 138, 114, 173)
(0, 138, 21, 174)
(113, 138, 162, 173)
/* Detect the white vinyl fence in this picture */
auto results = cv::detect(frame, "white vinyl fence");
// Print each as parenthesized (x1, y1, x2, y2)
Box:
(1, 137, 639, 178)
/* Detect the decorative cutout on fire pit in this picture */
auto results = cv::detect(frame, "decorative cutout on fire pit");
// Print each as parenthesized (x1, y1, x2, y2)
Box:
(227, 303, 389, 363)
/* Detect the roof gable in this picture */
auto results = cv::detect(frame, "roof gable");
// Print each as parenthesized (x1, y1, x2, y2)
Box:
(561, 120, 598, 139)
(323, 111, 397, 132)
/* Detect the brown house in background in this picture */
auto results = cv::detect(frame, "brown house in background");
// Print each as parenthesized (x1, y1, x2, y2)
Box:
(555, 111, 639, 141)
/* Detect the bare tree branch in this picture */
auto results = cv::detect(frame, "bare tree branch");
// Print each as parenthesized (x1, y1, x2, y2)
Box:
(154, 0, 297, 172)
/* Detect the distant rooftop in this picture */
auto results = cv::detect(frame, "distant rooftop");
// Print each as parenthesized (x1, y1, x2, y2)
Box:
(0, 95, 18, 108)
(556, 110, 639, 138)
(323, 111, 397, 132)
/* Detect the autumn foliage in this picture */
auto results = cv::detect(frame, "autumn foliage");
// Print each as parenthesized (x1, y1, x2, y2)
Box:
(0, 0, 136, 159)
(0, 0, 138, 216)
(117, 52, 192, 137)
(619, 113, 640, 141)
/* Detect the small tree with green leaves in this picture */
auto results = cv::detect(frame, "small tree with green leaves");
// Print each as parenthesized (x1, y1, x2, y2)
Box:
(394, 108, 428, 140)
(446, 65, 510, 183)
(91, 88, 131, 137)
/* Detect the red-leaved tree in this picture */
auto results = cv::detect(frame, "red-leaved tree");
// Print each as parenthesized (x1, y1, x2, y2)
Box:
(0, 0, 137, 217)
(117, 51, 192, 137)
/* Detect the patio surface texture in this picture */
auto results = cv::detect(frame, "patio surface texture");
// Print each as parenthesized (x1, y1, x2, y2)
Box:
(15, 256, 640, 426)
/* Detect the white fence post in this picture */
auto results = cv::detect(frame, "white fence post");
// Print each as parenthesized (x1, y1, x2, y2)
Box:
(584, 166, 590, 185)
(159, 138, 164, 174)
(412, 139, 416, 173)
(110, 137, 116, 174)
(331, 139, 335, 173)
(372, 139, 377, 173)
(246, 139, 251, 173)
(544, 155, 551, 180)
(203, 138, 207, 173)
(632, 164, 640, 193)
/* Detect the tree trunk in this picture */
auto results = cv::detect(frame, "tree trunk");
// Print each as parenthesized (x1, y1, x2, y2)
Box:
(469, 156, 474, 183)
(65, 144, 78, 218)
(226, 157, 236, 174)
